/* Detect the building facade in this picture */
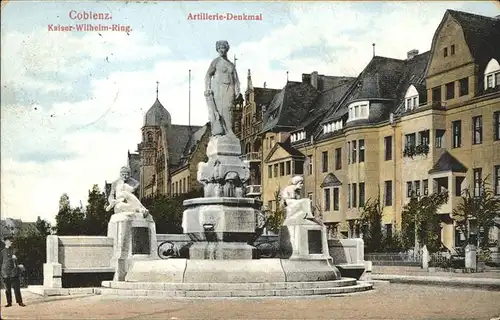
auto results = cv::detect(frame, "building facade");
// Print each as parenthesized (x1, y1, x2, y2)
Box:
(254, 9, 499, 249)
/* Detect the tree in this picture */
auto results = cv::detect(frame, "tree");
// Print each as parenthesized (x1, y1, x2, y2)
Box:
(83, 184, 111, 235)
(453, 178, 500, 253)
(55, 194, 85, 235)
(401, 190, 449, 253)
(360, 195, 383, 253)
(35, 216, 51, 236)
(266, 190, 285, 234)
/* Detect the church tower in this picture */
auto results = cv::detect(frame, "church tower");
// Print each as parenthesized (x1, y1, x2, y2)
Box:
(138, 82, 171, 199)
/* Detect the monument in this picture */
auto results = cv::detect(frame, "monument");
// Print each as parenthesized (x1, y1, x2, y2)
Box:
(100, 41, 369, 295)
(106, 166, 157, 281)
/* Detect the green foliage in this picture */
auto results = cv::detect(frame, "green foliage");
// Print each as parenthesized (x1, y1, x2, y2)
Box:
(380, 230, 407, 253)
(360, 194, 383, 253)
(55, 193, 86, 235)
(83, 185, 112, 235)
(13, 217, 52, 284)
(266, 190, 285, 234)
(453, 177, 500, 255)
(401, 191, 449, 253)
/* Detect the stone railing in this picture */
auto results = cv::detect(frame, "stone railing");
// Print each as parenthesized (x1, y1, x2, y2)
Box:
(240, 152, 262, 162)
(246, 185, 262, 195)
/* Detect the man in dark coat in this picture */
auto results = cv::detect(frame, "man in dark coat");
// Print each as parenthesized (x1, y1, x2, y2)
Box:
(0, 236, 25, 307)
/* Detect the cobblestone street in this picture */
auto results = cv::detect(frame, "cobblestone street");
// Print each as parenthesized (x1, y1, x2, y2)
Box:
(1, 283, 499, 320)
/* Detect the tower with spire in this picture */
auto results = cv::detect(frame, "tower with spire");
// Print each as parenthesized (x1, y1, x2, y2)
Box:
(137, 82, 172, 198)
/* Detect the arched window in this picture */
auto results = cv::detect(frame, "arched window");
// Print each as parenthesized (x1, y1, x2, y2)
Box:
(147, 132, 153, 142)
(484, 58, 500, 90)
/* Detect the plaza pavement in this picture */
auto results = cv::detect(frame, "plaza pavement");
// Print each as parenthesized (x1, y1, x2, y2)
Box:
(1, 283, 500, 320)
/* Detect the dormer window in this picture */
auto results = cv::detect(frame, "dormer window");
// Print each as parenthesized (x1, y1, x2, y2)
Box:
(347, 101, 369, 122)
(291, 131, 306, 143)
(323, 120, 343, 134)
(404, 85, 420, 111)
(484, 58, 500, 90)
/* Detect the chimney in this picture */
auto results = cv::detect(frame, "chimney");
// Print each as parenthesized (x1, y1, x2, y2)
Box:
(263, 82, 267, 88)
(407, 49, 419, 60)
(311, 71, 318, 89)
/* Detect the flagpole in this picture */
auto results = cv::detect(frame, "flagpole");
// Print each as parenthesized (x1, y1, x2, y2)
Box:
(189, 69, 191, 130)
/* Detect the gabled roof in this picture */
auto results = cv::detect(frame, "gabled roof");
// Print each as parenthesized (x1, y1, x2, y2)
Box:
(253, 87, 281, 106)
(261, 81, 319, 133)
(167, 124, 203, 168)
(264, 142, 305, 162)
(176, 123, 209, 168)
(320, 173, 342, 187)
(299, 75, 356, 131)
(447, 10, 500, 73)
(428, 151, 468, 174)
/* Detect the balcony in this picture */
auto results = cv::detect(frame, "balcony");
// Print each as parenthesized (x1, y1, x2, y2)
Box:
(240, 152, 262, 163)
(246, 185, 262, 196)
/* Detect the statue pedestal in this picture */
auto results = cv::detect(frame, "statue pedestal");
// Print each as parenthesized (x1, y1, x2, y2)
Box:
(107, 212, 157, 281)
(279, 199, 331, 261)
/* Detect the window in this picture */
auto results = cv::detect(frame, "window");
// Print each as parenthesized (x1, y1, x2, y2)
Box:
(436, 129, 445, 148)
(459, 78, 469, 96)
(455, 177, 465, 197)
(180, 179, 183, 194)
(451, 44, 455, 55)
(335, 148, 342, 170)
(294, 160, 304, 174)
(472, 116, 482, 145)
(423, 179, 429, 196)
(446, 82, 455, 100)
(348, 102, 369, 121)
(495, 165, 500, 195)
(405, 133, 416, 147)
(347, 184, 351, 208)
(308, 193, 313, 201)
(359, 183, 365, 207)
(280, 162, 285, 176)
(487, 74, 494, 88)
(352, 141, 357, 163)
(352, 183, 357, 207)
(324, 188, 331, 211)
(452, 120, 461, 148)
(322, 151, 328, 173)
(359, 140, 365, 162)
(333, 188, 340, 211)
(496, 73, 500, 87)
(406, 98, 412, 110)
(432, 86, 442, 103)
(347, 142, 351, 164)
(412, 96, 418, 108)
(308, 155, 313, 174)
(494, 111, 500, 141)
(414, 180, 421, 196)
(384, 181, 393, 206)
(384, 136, 393, 160)
(407, 181, 413, 198)
(286, 161, 291, 175)
(269, 136, 275, 149)
(274, 164, 278, 177)
(419, 130, 430, 146)
(473, 168, 482, 197)
(443, 47, 448, 57)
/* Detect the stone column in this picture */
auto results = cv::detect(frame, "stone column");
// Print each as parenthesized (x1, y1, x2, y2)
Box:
(43, 235, 62, 288)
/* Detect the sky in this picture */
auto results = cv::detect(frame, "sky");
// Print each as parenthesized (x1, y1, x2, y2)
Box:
(1, 1, 499, 224)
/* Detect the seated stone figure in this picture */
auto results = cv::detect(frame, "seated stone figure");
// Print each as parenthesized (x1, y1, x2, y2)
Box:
(106, 166, 149, 218)
(280, 176, 315, 222)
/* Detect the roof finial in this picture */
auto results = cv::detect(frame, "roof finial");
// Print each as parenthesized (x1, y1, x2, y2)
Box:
(247, 69, 253, 91)
(286, 71, 289, 82)
(372, 43, 376, 57)
(156, 81, 159, 99)
(234, 54, 238, 66)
